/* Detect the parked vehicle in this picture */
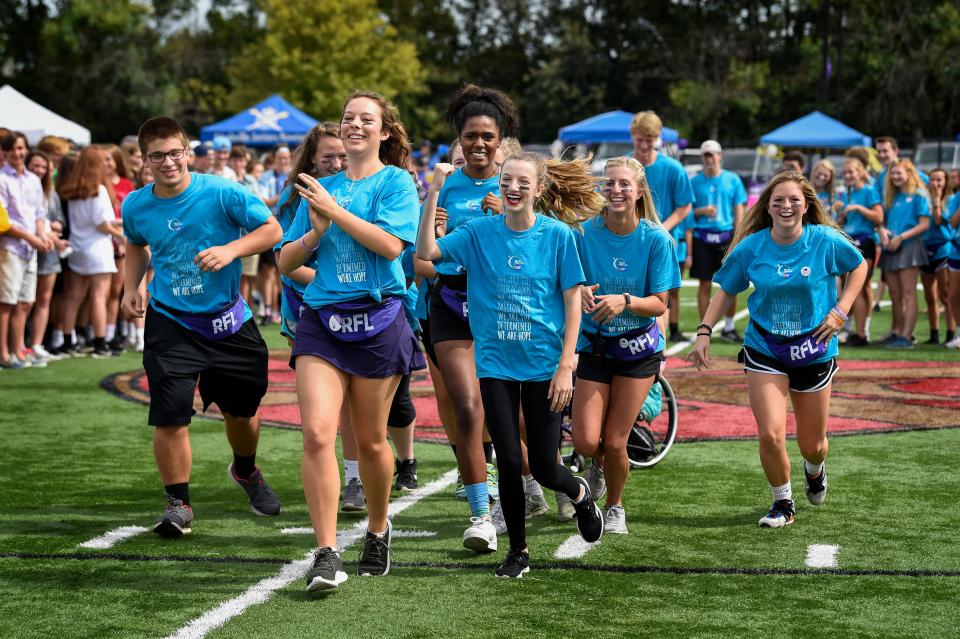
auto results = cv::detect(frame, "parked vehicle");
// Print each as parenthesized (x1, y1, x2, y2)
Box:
(914, 141, 959, 173)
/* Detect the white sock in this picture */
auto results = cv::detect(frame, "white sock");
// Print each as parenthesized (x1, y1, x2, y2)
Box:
(771, 482, 792, 502)
(864, 316, 872, 337)
(51, 330, 64, 348)
(344, 459, 360, 483)
(70, 330, 77, 341)
(523, 474, 543, 497)
(136, 327, 145, 340)
(105, 324, 116, 341)
(804, 460, 824, 477)
(724, 317, 735, 331)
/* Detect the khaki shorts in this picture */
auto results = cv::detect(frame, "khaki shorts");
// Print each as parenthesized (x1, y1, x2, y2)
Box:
(241, 253, 260, 278)
(0, 249, 37, 305)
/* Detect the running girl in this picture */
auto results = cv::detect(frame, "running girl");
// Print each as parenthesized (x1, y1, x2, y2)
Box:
(417, 153, 606, 578)
(278, 91, 423, 591)
(688, 171, 867, 528)
(572, 157, 680, 535)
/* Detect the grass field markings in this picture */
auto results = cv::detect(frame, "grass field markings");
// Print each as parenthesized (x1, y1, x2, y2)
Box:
(806, 544, 841, 568)
(663, 308, 751, 357)
(280, 526, 437, 538)
(165, 468, 459, 639)
(5, 551, 960, 578)
(554, 535, 598, 560)
(77, 525, 148, 550)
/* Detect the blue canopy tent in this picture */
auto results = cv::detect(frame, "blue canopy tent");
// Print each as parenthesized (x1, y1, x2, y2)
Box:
(558, 110, 679, 144)
(759, 111, 871, 148)
(200, 95, 319, 147)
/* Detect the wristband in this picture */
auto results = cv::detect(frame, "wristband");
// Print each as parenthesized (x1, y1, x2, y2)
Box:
(696, 322, 713, 335)
(696, 331, 711, 339)
(300, 234, 319, 252)
(831, 305, 848, 322)
(623, 293, 632, 309)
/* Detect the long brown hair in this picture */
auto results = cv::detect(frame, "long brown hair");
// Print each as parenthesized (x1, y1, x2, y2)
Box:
(25, 150, 54, 197)
(102, 143, 131, 180)
(58, 146, 112, 202)
(502, 152, 604, 229)
(342, 90, 412, 169)
(726, 171, 841, 257)
(928, 168, 951, 209)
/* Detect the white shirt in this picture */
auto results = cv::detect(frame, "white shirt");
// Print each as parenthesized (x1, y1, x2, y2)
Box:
(66, 185, 118, 275)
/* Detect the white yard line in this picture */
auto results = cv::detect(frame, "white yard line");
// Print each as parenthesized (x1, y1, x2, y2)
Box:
(805, 544, 840, 568)
(77, 525, 148, 550)
(553, 535, 598, 560)
(165, 468, 459, 639)
(280, 527, 437, 539)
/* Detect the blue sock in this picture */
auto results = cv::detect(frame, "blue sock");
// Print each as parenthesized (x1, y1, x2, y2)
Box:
(464, 482, 489, 517)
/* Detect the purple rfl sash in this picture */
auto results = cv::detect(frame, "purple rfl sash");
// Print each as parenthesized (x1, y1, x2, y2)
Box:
(317, 296, 402, 342)
(606, 322, 661, 361)
(695, 228, 733, 246)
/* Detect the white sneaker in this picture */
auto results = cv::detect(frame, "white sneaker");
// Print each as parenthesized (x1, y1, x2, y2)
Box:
(462, 515, 498, 553)
(555, 491, 576, 522)
(524, 486, 550, 519)
(604, 504, 628, 534)
(837, 329, 850, 344)
(135, 337, 145, 353)
(490, 500, 508, 535)
(945, 335, 960, 349)
(31, 344, 61, 361)
(585, 462, 607, 501)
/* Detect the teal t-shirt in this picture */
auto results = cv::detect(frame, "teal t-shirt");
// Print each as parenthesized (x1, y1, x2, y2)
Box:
(690, 170, 748, 232)
(574, 216, 679, 352)
(435, 168, 500, 277)
(713, 224, 863, 363)
(281, 166, 420, 309)
(436, 214, 585, 381)
(840, 185, 881, 241)
(947, 195, 960, 262)
(122, 173, 272, 329)
(644, 154, 693, 258)
(885, 191, 931, 237)
(924, 195, 955, 260)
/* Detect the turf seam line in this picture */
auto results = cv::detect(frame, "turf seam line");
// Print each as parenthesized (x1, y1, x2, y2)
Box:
(4, 552, 959, 578)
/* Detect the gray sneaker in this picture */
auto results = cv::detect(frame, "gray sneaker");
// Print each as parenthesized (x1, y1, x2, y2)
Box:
(153, 494, 193, 538)
(490, 500, 508, 535)
(306, 547, 348, 592)
(585, 462, 607, 502)
(341, 477, 367, 512)
(604, 504, 628, 534)
(555, 490, 576, 522)
(525, 491, 550, 518)
(0, 356, 28, 370)
(228, 464, 281, 516)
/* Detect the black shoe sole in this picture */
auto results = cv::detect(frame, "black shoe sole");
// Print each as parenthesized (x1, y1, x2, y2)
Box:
(153, 520, 190, 538)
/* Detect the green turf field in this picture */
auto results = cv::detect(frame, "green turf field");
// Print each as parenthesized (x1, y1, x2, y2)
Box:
(1, 285, 958, 638)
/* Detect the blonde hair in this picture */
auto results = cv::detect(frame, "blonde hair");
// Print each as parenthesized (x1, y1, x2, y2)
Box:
(602, 156, 664, 230)
(812, 159, 836, 202)
(883, 159, 923, 210)
(726, 171, 841, 258)
(629, 111, 662, 138)
(843, 157, 870, 185)
(502, 152, 604, 229)
(499, 137, 522, 157)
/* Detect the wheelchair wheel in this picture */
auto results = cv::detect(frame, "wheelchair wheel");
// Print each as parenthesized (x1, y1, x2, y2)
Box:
(558, 419, 586, 473)
(627, 376, 678, 469)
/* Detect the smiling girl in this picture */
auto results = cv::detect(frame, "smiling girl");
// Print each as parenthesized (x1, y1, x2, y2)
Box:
(417, 153, 605, 578)
(572, 157, 680, 535)
(278, 91, 423, 591)
(689, 171, 867, 528)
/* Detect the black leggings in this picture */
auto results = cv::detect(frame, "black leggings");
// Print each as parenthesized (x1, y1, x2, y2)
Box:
(479, 378, 581, 552)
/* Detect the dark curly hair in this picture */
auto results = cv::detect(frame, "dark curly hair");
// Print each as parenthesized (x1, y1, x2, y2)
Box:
(444, 84, 521, 138)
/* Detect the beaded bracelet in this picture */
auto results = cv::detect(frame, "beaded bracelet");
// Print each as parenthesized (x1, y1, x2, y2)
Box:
(831, 306, 848, 322)
(300, 234, 320, 252)
(696, 323, 713, 335)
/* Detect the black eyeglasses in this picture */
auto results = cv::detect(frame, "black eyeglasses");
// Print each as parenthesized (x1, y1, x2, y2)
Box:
(146, 148, 186, 164)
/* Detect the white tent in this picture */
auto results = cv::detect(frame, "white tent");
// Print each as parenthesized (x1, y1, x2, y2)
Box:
(0, 84, 91, 145)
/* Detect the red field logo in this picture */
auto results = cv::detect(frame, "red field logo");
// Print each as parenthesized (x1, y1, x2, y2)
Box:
(104, 353, 960, 442)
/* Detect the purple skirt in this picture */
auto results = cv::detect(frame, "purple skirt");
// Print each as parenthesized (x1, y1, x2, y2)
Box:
(291, 303, 426, 378)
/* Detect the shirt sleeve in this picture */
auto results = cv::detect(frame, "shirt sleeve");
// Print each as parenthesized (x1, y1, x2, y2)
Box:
(690, 176, 706, 209)
(647, 230, 681, 294)
(734, 175, 748, 206)
(225, 181, 272, 232)
(557, 225, 586, 291)
(713, 239, 750, 295)
(278, 198, 310, 251)
(865, 188, 882, 208)
(122, 196, 146, 245)
(673, 165, 694, 208)
(98, 186, 115, 225)
(825, 227, 864, 276)
(917, 194, 931, 218)
(372, 172, 421, 246)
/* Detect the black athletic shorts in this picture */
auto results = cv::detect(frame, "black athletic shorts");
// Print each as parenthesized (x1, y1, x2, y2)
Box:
(387, 373, 416, 428)
(429, 280, 472, 346)
(690, 236, 731, 280)
(419, 318, 437, 367)
(920, 256, 948, 275)
(142, 306, 269, 426)
(851, 237, 877, 281)
(739, 347, 838, 393)
(576, 350, 663, 385)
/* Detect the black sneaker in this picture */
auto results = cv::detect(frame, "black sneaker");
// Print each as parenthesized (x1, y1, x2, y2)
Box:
(495, 549, 530, 579)
(306, 547, 348, 592)
(720, 328, 743, 343)
(804, 464, 828, 506)
(91, 339, 112, 359)
(758, 499, 795, 528)
(357, 519, 392, 576)
(846, 334, 869, 347)
(228, 464, 281, 516)
(394, 458, 418, 491)
(668, 331, 689, 343)
(572, 477, 604, 543)
(108, 336, 126, 356)
(153, 494, 194, 538)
